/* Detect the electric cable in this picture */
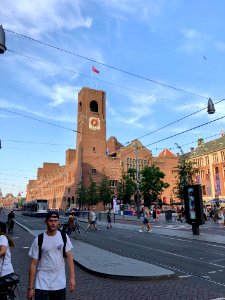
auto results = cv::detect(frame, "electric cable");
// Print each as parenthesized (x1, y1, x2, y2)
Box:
(5, 28, 208, 99)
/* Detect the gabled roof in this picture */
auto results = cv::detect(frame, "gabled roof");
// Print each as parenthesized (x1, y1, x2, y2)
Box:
(190, 135, 225, 158)
(158, 149, 176, 157)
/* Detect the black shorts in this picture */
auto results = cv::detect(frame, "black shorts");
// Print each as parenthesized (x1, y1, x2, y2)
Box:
(143, 218, 149, 225)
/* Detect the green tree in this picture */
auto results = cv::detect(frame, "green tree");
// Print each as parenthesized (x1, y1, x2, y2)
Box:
(98, 173, 112, 206)
(87, 178, 99, 206)
(76, 180, 88, 208)
(117, 166, 135, 204)
(173, 144, 196, 203)
(139, 165, 169, 207)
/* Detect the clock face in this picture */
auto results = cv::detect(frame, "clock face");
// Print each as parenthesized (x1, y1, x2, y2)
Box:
(89, 117, 100, 130)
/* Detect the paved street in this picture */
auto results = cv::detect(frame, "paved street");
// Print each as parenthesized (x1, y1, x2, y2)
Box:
(1, 212, 225, 299)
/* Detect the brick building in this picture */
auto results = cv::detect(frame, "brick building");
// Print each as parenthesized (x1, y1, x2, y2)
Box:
(26, 87, 178, 209)
(153, 149, 179, 204)
(189, 131, 225, 203)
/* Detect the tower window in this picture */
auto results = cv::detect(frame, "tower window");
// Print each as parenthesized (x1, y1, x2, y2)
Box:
(91, 168, 97, 175)
(93, 147, 96, 153)
(90, 100, 98, 112)
(79, 101, 82, 112)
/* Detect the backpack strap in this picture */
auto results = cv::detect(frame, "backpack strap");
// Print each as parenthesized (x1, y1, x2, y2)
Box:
(38, 233, 44, 260)
(38, 231, 67, 260)
(60, 230, 67, 258)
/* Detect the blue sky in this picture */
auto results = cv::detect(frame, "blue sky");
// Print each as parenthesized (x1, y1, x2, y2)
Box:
(1, 0, 225, 197)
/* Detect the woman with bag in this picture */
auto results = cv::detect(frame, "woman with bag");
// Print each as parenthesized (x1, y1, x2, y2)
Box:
(0, 221, 15, 278)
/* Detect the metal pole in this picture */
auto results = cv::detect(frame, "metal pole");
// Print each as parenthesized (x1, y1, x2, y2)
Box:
(136, 143, 141, 219)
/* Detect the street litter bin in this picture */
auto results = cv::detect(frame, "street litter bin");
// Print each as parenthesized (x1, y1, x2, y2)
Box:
(165, 210, 172, 222)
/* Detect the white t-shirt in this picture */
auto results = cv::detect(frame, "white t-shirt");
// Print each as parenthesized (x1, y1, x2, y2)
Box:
(0, 234, 14, 277)
(28, 231, 73, 290)
(90, 211, 96, 221)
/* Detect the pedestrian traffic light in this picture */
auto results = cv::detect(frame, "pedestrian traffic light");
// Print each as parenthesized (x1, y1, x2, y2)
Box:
(184, 185, 204, 225)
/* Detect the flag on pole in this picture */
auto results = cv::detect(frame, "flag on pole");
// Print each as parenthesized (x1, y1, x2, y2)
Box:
(92, 66, 100, 74)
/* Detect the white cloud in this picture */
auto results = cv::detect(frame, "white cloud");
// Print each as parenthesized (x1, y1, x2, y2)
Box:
(1, 0, 92, 38)
(179, 28, 210, 54)
(215, 42, 225, 53)
(49, 84, 80, 107)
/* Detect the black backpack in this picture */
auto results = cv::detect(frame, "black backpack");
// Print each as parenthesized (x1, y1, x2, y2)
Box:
(38, 230, 67, 260)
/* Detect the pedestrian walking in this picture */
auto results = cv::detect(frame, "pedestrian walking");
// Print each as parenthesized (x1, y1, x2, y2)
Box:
(106, 208, 112, 229)
(218, 207, 224, 228)
(27, 211, 75, 300)
(7, 210, 15, 234)
(87, 207, 99, 230)
(139, 206, 152, 233)
(156, 207, 161, 222)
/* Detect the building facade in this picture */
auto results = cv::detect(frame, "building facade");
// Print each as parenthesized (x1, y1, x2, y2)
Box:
(26, 87, 178, 209)
(189, 132, 225, 203)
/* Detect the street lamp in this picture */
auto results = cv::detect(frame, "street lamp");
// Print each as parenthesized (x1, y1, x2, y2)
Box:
(207, 98, 215, 114)
(0, 25, 6, 54)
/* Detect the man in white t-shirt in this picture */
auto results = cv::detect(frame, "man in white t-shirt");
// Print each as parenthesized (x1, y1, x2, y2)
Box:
(27, 211, 75, 300)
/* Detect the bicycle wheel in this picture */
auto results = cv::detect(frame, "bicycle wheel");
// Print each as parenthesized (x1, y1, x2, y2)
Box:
(74, 225, 87, 240)
(171, 216, 176, 222)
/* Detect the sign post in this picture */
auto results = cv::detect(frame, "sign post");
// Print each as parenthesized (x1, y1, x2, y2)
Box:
(184, 185, 204, 235)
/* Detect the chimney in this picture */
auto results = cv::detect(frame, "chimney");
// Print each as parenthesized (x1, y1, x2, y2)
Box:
(198, 137, 204, 146)
(190, 147, 194, 152)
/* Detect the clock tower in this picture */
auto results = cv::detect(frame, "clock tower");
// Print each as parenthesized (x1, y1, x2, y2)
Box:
(75, 87, 107, 186)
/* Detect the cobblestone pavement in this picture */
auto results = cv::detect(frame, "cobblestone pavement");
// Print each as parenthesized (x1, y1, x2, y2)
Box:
(5, 222, 225, 300)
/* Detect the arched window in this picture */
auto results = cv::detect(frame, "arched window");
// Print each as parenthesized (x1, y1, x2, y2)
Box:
(90, 100, 98, 112)
(79, 101, 82, 112)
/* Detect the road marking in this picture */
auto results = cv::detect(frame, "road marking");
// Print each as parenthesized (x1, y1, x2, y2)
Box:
(22, 246, 30, 249)
(208, 271, 217, 273)
(211, 298, 225, 300)
(179, 275, 192, 278)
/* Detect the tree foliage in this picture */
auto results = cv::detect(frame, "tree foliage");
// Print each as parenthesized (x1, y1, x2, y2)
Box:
(139, 165, 169, 207)
(87, 178, 100, 206)
(98, 173, 112, 206)
(76, 180, 88, 208)
(117, 166, 135, 204)
(173, 144, 196, 203)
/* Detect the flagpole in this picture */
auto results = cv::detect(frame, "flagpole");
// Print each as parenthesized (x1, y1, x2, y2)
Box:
(91, 67, 93, 89)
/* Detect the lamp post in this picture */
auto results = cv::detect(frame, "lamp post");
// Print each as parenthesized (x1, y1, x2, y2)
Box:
(0, 25, 6, 54)
(136, 143, 141, 219)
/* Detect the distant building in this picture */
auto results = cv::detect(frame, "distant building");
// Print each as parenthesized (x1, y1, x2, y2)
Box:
(0, 189, 20, 209)
(189, 131, 225, 203)
(26, 87, 178, 209)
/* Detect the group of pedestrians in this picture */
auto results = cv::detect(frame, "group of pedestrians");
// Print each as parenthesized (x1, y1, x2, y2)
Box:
(0, 210, 76, 300)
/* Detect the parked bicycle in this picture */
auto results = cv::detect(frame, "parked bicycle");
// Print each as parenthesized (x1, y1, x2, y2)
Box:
(58, 218, 87, 240)
(172, 215, 186, 223)
(0, 273, 20, 300)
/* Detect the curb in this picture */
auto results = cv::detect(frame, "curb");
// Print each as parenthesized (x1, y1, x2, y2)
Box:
(14, 220, 176, 281)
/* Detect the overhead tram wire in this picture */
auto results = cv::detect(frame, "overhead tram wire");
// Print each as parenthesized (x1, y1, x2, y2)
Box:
(7, 49, 225, 147)
(4, 52, 225, 149)
(2, 139, 74, 147)
(81, 114, 225, 173)
(8, 49, 203, 109)
(0, 107, 78, 133)
(6, 28, 208, 100)
(7, 48, 225, 145)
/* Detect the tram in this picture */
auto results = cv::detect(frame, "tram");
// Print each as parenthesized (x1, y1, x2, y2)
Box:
(22, 199, 48, 217)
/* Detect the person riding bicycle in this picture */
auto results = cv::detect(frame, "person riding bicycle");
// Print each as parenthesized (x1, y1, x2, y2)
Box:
(62, 210, 76, 234)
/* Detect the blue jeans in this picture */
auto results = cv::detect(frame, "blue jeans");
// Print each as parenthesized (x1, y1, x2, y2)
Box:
(35, 288, 66, 300)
